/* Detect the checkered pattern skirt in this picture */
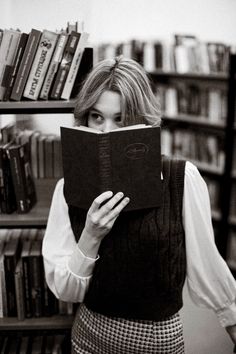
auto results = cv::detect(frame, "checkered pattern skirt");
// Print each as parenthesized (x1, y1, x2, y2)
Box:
(71, 304, 185, 354)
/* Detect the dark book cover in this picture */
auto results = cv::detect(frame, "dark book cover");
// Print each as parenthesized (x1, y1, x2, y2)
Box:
(10, 29, 41, 101)
(0, 142, 17, 214)
(70, 47, 93, 98)
(29, 240, 44, 317)
(14, 258, 26, 321)
(3, 32, 29, 101)
(3, 237, 21, 316)
(6, 141, 37, 213)
(21, 240, 33, 318)
(61, 125, 162, 211)
(50, 31, 81, 100)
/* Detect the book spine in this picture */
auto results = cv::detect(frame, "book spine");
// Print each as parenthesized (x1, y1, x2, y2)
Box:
(0, 29, 21, 100)
(30, 252, 43, 317)
(0, 254, 7, 317)
(39, 33, 68, 100)
(22, 255, 33, 318)
(14, 259, 25, 321)
(3, 33, 29, 101)
(23, 30, 58, 100)
(10, 29, 42, 101)
(4, 255, 17, 316)
(61, 32, 89, 100)
(0, 146, 17, 214)
(70, 47, 93, 98)
(50, 31, 81, 100)
(98, 135, 112, 192)
(7, 145, 29, 213)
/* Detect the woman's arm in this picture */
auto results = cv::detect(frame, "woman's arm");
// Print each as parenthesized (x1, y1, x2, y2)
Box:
(183, 161, 236, 342)
(42, 179, 98, 303)
(42, 179, 130, 303)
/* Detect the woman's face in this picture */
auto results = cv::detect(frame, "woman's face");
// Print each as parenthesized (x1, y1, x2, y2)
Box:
(87, 90, 123, 132)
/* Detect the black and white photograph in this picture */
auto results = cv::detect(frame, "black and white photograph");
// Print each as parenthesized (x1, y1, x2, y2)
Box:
(0, 1, 236, 353)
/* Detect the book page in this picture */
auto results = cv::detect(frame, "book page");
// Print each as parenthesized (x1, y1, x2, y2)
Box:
(62, 124, 151, 134)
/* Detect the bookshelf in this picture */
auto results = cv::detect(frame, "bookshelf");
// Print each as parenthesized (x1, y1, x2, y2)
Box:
(0, 101, 77, 335)
(150, 54, 236, 264)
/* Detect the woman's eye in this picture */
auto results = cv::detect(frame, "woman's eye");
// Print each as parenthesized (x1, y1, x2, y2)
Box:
(91, 113, 103, 123)
(115, 116, 122, 124)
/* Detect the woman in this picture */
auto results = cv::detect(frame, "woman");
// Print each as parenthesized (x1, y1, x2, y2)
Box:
(42, 56, 236, 353)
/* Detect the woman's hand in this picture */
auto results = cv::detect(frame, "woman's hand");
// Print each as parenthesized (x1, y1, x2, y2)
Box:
(78, 191, 130, 258)
(226, 324, 236, 345)
(85, 191, 130, 240)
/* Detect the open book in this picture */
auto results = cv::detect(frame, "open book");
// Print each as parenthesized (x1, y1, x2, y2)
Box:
(60, 124, 162, 211)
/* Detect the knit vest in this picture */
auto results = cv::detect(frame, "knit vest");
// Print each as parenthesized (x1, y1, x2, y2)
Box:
(68, 156, 186, 321)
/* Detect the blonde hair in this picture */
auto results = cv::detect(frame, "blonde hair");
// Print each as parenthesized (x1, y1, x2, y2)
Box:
(74, 56, 162, 127)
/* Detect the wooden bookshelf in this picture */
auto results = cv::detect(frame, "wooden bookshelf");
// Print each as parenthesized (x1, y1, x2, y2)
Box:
(0, 179, 57, 227)
(0, 315, 73, 331)
(0, 99, 77, 114)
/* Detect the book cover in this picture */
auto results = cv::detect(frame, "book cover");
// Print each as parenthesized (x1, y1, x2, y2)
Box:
(21, 240, 33, 318)
(29, 240, 44, 317)
(14, 258, 26, 321)
(3, 237, 21, 316)
(0, 29, 22, 100)
(23, 30, 58, 100)
(61, 125, 162, 211)
(0, 142, 17, 214)
(6, 142, 37, 213)
(70, 47, 93, 98)
(0, 239, 7, 318)
(39, 32, 69, 100)
(61, 31, 89, 100)
(3, 32, 29, 101)
(10, 29, 42, 101)
(50, 31, 81, 100)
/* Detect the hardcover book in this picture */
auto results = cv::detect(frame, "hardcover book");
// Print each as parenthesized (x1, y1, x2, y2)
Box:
(6, 141, 37, 213)
(0, 29, 22, 100)
(10, 29, 42, 101)
(61, 31, 89, 100)
(50, 31, 81, 100)
(61, 125, 162, 211)
(0, 142, 17, 214)
(3, 32, 29, 101)
(23, 29, 58, 100)
(39, 32, 69, 100)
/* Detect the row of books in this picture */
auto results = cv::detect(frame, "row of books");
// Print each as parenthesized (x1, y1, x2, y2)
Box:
(0, 126, 37, 214)
(0, 228, 76, 320)
(16, 128, 63, 180)
(0, 333, 70, 354)
(94, 34, 232, 74)
(156, 83, 227, 123)
(161, 128, 225, 171)
(0, 24, 92, 102)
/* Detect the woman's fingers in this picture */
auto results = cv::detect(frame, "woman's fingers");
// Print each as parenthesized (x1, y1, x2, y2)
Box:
(107, 196, 130, 221)
(89, 191, 113, 213)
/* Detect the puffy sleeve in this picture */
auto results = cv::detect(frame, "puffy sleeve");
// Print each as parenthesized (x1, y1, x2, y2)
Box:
(42, 178, 98, 303)
(183, 161, 236, 327)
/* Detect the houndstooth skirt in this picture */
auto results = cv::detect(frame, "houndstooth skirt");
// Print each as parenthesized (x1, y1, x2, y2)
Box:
(71, 304, 185, 354)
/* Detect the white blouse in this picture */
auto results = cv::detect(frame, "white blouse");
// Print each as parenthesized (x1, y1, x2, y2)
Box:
(42, 161, 236, 327)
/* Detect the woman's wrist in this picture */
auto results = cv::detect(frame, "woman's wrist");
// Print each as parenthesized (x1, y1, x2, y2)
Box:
(78, 228, 101, 259)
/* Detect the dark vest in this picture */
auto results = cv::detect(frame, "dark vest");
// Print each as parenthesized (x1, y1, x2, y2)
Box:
(68, 156, 186, 321)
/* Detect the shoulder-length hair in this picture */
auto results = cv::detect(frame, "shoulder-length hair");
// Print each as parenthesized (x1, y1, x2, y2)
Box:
(74, 56, 162, 127)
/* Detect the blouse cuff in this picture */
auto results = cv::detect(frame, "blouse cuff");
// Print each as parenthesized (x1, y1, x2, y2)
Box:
(216, 301, 236, 327)
(67, 246, 99, 278)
